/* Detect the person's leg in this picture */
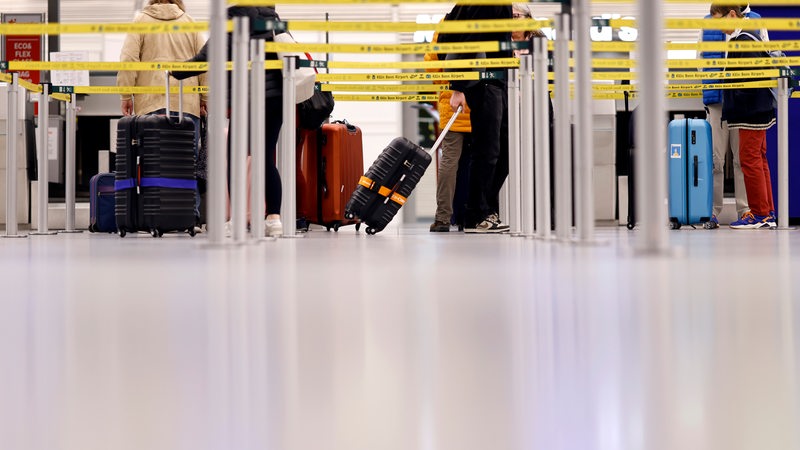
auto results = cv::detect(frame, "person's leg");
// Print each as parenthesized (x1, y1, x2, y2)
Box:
(758, 131, 775, 213)
(707, 104, 728, 218)
(434, 131, 465, 225)
(463, 83, 504, 229)
(737, 128, 769, 217)
(728, 127, 749, 217)
(452, 134, 472, 227)
(264, 96, 284, 217)
(487, 93, 509, 217)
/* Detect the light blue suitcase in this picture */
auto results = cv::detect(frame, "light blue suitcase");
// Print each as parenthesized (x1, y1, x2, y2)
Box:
(668, 118, 713, 229)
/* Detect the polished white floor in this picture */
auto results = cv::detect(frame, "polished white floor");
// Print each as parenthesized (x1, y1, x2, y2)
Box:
(1, 225, 799, 450)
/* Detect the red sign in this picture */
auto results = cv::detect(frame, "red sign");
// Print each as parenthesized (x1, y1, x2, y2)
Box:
(6, 35, 41, 85)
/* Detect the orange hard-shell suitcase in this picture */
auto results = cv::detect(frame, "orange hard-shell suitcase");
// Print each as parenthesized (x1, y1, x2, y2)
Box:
(296, 120, 363, 231)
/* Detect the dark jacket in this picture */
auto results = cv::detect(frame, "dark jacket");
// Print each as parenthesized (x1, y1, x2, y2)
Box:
(721, 30, 776, 130)
(172, 6, 283, 102)
(436, 5, 512, 92)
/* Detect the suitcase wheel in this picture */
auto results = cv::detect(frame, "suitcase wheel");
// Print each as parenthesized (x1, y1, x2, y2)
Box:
(345, 212, 355, 220)
(118, 229, 127, 238)
(366, 227, 377, 235)
(88, 224, 96, 233)
(668, 220, 681, 230)
(333, 223, 341, 232)
(355, 223, 361, 232)
(626, 222, 634, 230)
(151, 229, 163, 238)
(188, 228, 196, 237)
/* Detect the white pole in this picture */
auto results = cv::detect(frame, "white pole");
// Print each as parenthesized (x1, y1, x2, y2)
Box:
(61, 93, 81, 233)
(777, 77, 791, 229)
(534, 37, 552, 240)
(231, 17, 249, 243)
(635, 0, 669, 252)
(280, 56, 299, 237)
(31, 84, 56, 236)
(508, 68, 522, 236)
(3, 73, 26, 238)
(573, 0, 595, 243)
(554, 13, 573, 241)
(520, 55, 535, 238)
(206, 0, 228, 245)
(251, 39, 267, 241)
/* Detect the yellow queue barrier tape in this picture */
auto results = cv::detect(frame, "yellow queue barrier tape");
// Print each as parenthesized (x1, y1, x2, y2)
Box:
(265, 41, 501, 55)
(600, 0, 800, 4)
(0, 18, 549, 36)
(667, 80, 779, 91)
(285, 18, 548, 33)
(0, 21, 216, 36)
(666, 70, 781, 80)
(314, 71, 503, 82)
(7, 56, 799, 71)
(324, 58, 518, 70)
(234, 0, 518, 5)
(18, 79, 43, 94)
(669, 40, 800, 53)
(6, 61, 213, 71)
(321, 84, 449, 93)
(667, 57, 800, 69)
(333, 94, 439, 102)
(574, 40, 800, 54)
(0, 73, 11, 83)
(611, 18, 800, 31)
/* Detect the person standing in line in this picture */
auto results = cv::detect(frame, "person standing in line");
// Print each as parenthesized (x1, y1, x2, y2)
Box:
(118, 0, 208, 224)
(700, 3, 767, 229)
(710, 3, 776, 229)
(172, 6, 285, 237)
(425, 29, 473, 233)
(438, 4, 512, 233)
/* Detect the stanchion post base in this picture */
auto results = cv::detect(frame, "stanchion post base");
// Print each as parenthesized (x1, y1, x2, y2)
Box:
(58, 230, 84, 234)
(279, 232, 306, 239)
(29, 231, 59, 236)
(1, 234, 29, 239)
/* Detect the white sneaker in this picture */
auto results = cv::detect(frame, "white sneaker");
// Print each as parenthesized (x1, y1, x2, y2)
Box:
(224, 221, 233, 237)
(265, 218, 283, 237)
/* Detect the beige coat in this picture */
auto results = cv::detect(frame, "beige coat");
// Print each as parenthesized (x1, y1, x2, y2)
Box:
(117, 4, 207, 117)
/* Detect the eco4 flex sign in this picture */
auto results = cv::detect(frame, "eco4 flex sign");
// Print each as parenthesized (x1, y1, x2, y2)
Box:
(1, 13, 45, 85)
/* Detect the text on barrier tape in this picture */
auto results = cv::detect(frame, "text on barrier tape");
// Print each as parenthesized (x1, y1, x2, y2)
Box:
(610, 18, 800, 31)
(321, 84, 449, 93)
(284, 18, 549, 33)
(333, 94, 439, 102)
(265, 41, 500, 55)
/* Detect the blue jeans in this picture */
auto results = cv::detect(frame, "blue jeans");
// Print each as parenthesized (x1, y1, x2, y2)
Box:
(149, 109, 201, 219)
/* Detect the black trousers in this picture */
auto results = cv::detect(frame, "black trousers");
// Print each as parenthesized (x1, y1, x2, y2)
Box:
(463, 82, 508, 226)
(227, 96, 284, 216)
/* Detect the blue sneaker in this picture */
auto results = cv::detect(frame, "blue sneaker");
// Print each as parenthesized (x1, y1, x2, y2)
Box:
(703, 215, 719, 229)
(767, 210, 777, 228)
(729, 211, 771, 229)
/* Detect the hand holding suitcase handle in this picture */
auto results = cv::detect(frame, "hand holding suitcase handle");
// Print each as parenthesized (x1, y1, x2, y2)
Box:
(429, 106, 462, 156)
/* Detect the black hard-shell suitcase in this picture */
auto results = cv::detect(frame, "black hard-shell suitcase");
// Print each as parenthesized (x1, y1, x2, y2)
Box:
(114, 76, 197, 237)
(345, 107, 461, 235)
(115, 114, 197, 237)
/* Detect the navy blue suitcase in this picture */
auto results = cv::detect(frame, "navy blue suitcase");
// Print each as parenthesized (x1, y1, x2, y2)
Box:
(115, 114, 197, 237)
(88, 172, 116, 233)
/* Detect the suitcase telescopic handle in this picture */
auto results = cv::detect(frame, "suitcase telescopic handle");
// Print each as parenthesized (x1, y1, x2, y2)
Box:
(164, 71, 184, 124)
(428, 105, 462, 155)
